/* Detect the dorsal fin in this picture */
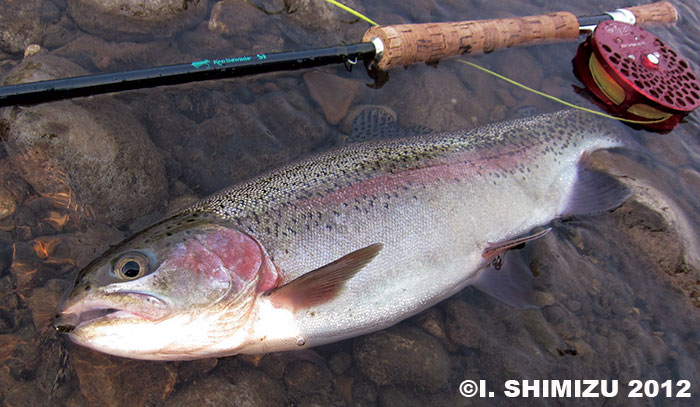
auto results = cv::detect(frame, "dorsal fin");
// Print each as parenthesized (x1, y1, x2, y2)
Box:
(266, 243, 383, 311)
(347, 107, 434, 143)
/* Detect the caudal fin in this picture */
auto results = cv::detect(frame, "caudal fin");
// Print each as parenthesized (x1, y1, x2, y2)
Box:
(562, 155, 632, 217)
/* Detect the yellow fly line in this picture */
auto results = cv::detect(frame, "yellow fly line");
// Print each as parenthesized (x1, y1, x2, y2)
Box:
(321, 0, 666, 125)
(322, 0, 379, 26)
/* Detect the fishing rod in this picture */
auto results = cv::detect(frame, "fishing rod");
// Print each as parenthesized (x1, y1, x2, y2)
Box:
(0, 1, 685, 110)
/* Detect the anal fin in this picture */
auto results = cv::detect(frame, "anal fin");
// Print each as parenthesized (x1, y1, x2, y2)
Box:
(266, 243, 383, 311)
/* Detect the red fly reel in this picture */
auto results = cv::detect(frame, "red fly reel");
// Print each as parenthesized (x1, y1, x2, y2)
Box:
(573, 20, 700, 131)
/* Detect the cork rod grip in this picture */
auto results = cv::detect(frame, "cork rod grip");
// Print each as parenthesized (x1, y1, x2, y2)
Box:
(363, 2, 679, 70)
(362, 12, 579, 70)
(625, 1, 677, 26)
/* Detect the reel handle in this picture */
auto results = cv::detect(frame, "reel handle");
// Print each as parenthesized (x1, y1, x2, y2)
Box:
(363, 1, 678, 70)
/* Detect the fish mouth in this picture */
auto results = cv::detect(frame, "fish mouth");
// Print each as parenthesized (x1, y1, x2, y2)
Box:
(54, 308, 120, 332)
(54, 292, 171, 332)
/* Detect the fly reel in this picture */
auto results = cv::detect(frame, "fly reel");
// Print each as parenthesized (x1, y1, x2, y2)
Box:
(573, 20, 700, 131)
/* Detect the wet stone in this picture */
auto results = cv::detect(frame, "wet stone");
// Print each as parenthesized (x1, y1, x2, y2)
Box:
(72, 346, 178, 407)
(279, 0, 367, 46)
(328, 351, 351, 375)
(350, 379, 377, 406)
(63, 390, 91, 407)
(353, 324, 450, 392)
(208, 0, 267, 36)
(643, 334, 668, 366)
(53, 35, 181, 73)
(304, 71, 363, 125)
(378, 387, 428, 407)
(0, 0, 44, 54)
(519, 309, 564, 356)
(380, 67, 476, 131)
(1, 93, 168, 225)
(185, 90, 330, 194)
(2, 54, 89, 86)
(167, 365, 286, 407)
(413, 307, 448, 342)
(0, 326, 42, 379)
(283, 360, 340, 404)
(176, 357, 218, 384)
(2, 380, 49, 407)
(444, 298, 482, 349)
(249, 0, 285, 13)
(67, 0, 209, 41)
(532, 290, 555, 307)
(0, 273, 17, 313)
(334, 375, 353, 406)
(567, 338, 596, 358)
(258, 353, 286, 379)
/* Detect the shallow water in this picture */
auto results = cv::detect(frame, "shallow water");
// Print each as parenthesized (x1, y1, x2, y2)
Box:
(0, 0, 699, 406)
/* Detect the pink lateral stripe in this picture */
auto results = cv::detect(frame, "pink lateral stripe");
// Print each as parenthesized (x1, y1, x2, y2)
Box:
(304, 147, 530, 208)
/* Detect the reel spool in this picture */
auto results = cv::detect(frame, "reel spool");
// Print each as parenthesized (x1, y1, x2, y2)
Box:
(573, 20, 700, 131)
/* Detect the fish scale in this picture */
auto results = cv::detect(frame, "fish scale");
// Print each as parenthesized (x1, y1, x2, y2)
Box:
(55, 109, 630, 360)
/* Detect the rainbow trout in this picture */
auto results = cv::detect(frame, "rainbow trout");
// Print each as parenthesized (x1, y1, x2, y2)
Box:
(54, 109, 630, 360)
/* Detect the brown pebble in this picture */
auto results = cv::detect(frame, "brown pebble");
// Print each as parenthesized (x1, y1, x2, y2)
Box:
(0, 185, 16, 220)
(304, 71, 363, 125)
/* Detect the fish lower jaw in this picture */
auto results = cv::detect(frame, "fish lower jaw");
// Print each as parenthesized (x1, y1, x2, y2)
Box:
(63, 309, 142, 333)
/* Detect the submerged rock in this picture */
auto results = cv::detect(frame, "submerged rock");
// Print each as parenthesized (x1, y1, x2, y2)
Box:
(209, 0, 267, 36)
(279, 0, 367, 46)
(1, 55, 168, 226)
(443, 298, 483, 349)
(138, 88, 331, 195)
(67, 0, 209, 41)
(0, 185, 16, 220)
(304, 71, 363, 125)
(0, 0, 44, 54)
(166, 365, 286, 406)
(2, 98, 168, 225)
(72, 346, 178, 407)
(353, 324, 450, 392)
(284, 360, 341, 405)
(2, 55, 89, 86)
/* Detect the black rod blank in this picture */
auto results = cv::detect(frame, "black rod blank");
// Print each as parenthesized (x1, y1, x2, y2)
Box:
(0, 42, 377, 107)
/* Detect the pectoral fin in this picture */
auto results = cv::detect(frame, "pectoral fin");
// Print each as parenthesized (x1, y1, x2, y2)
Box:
(266, 243, 383, 311)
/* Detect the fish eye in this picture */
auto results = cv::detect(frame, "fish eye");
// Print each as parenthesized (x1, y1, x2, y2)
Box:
(114, 253, 149, 280)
